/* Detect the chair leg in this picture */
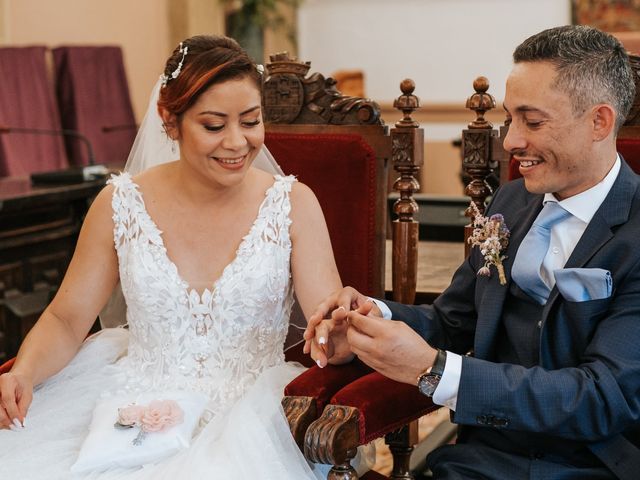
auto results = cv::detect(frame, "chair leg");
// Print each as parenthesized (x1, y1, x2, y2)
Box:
(385, 420, 419, 479)
(328, 463, 358, 480)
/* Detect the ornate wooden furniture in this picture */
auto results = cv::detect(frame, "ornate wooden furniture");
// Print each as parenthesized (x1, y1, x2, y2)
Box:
(263, 53, 439, 479)
(0, 176, 104, 361)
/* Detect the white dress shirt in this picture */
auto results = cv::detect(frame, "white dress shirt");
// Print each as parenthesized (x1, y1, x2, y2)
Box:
(375, 155, 621, 410)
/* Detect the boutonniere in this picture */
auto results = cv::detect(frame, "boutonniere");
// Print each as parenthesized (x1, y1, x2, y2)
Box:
(468, 202, 510, 285)
(115, 400, 184, 445)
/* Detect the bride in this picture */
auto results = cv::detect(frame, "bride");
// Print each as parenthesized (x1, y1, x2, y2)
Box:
(0, 35, 360, 478)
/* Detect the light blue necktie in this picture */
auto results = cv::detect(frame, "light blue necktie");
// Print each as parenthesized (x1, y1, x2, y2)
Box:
(511, 202, 572, 304)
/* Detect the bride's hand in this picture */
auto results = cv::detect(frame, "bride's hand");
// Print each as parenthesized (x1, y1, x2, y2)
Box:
(0, 371, 33, 430)
(309, 317, 354, 368)
(303, 287, 374, 356)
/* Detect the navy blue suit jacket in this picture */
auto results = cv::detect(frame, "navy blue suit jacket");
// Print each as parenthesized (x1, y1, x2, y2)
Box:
(387, 160, 640, 477)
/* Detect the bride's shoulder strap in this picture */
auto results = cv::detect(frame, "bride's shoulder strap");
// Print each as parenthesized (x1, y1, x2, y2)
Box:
(106, 172, 147, 245)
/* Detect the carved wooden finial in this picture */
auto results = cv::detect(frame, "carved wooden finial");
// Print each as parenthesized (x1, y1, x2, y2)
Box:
(391, 79, 423, 304)
(465, 76, 496, 129)
(462, 76, 498, 255)
(393, 78, 420, 128)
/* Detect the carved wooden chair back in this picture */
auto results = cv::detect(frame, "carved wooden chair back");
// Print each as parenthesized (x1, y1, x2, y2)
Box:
(262, 54, 422, 364)
(265, 54, 436, 480)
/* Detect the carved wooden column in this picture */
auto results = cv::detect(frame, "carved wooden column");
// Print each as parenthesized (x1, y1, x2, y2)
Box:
(385, 79, 423, 480)
(462, 76, 498, 256)
(391, 79, 423, 305)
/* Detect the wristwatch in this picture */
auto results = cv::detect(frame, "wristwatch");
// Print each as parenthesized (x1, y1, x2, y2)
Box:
(417, 349, 447, 397)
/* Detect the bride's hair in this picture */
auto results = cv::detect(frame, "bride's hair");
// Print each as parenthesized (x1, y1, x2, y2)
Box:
(157, 35, 261, 117)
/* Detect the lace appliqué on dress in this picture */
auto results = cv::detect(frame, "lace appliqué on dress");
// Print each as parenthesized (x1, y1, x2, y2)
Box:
(107, 173, 295, 416)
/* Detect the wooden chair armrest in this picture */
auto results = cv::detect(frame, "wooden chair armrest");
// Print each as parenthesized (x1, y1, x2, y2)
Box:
(282, 359, 374, 449)
(303, 372, 440, 479)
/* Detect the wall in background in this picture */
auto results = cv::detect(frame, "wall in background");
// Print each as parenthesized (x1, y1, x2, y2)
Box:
(298, 0, 571, 105)
(0, 0, 573, 194)
(298, 0, 571, 194)
(0, 0, 229, 120)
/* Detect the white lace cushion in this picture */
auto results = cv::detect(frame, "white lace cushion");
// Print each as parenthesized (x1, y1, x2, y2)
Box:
(71, 391, 207, 473)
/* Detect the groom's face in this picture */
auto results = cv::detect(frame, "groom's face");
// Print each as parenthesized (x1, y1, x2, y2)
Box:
(502, 61, 604, 200)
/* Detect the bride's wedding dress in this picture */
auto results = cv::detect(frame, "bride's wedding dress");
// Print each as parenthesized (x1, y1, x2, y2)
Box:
(0, 173, 328, 479)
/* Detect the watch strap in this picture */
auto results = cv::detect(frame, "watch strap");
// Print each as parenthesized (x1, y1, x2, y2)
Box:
(429, 349, 447, 377)
(416, 348, 447, 385)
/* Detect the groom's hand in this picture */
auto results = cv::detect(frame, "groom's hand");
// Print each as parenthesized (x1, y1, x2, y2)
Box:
(303, 287, 377, 355)
(346, 310, 437, 385)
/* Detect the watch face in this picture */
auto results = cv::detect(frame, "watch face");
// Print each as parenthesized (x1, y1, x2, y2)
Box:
(418, 373, 441, 397)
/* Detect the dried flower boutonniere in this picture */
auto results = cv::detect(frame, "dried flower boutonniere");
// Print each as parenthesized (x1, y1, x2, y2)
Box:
(467, 202, 510, 285)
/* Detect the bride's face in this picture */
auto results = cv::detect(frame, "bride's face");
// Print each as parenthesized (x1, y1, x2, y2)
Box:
(175, 76, 264, 186)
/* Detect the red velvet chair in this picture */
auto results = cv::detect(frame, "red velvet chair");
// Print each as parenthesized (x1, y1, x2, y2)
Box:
(262, 53, 440, 479)
(0, 46, 68, 176)
(52, 46, 136, 167)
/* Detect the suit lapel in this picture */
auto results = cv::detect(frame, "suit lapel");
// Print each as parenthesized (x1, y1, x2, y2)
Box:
(474, 190, 543, 359)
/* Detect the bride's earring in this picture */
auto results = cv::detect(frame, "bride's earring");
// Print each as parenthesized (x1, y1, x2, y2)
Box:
(171, 140, 177, 155)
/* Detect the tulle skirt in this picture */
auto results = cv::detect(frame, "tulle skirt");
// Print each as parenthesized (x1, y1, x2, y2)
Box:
(0, 329, 371, 479)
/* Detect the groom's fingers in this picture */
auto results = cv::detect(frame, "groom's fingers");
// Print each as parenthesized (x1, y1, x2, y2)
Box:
(348, 309, 387, 337)
(306, 288, 359, 335)
(355, 299, 375, 316)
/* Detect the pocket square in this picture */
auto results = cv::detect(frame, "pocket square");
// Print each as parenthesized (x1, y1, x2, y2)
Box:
(553, 268, 612, 302)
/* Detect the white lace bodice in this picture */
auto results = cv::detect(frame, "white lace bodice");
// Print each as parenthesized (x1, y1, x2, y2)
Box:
(108, 173, 295, 413)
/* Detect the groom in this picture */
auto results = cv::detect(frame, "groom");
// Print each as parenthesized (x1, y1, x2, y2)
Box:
(306, 25, 640, 479)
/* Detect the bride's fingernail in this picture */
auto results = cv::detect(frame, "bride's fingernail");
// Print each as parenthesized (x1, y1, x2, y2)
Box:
(337, 306, 346, 312)
(316, 359, 324, 368)
(12, 418, 22, 429)
(318, 336, 326, 345)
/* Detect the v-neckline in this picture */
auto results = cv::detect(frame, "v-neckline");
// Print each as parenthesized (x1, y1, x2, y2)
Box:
(130, 175, 280, 299)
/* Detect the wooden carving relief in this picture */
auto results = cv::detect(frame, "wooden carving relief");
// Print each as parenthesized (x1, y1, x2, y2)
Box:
(391, 132, 413, 165)
(263, 52, 382, 126)
(282, 395, 317, 451)
(463, 131, 491, 167)
(304, 404, 360, 468)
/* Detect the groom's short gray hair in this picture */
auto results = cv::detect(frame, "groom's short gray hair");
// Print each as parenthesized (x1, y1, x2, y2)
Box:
(513, 25, 635, 132)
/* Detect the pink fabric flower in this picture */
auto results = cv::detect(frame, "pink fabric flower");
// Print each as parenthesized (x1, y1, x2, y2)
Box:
(140, 400, 184, 433)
